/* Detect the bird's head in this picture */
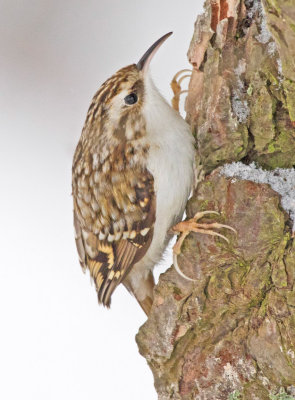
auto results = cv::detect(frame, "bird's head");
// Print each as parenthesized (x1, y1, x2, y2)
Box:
(83, 32, 172, 143)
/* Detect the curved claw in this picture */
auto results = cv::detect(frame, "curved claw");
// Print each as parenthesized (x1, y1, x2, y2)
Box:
(193, 210, 220, 219)
(171, 69, 192, 112)
(195, 222, 237, 235)
(190, 227, 229, 243)
(172, 69, 192, 82)
(217, 224, 237, 234)
(173, 252, 197, 282)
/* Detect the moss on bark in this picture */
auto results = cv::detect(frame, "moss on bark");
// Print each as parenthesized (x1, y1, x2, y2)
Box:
(137, 174, 295, 399)
(185, 0, 295, 172)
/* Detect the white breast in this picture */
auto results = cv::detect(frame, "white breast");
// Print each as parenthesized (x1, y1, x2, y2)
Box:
(129, 74, 195, 294)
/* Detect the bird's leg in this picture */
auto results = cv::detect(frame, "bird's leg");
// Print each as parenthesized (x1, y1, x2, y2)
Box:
(123, 270, 155, 316)
(170, 211, 237, 281)
(170, 69, 191, 112)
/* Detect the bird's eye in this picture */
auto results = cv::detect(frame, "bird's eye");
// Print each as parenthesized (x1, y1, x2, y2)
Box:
(124, 93, 138, 105)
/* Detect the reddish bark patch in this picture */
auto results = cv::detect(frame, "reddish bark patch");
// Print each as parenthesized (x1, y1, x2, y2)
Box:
(220, 0, 229, 20)
(211, 0, 229, 32)
(211, 1, 220, 32)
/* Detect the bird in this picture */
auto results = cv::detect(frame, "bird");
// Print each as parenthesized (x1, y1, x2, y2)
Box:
(72, 32, 234, 315)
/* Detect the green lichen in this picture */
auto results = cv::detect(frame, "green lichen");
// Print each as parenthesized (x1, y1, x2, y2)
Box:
(228, 390, 241, 400)
(200, 126, 248, 172)
(286, 291, 295, 307)
(249, 86, 276, 152)
(284, 79, 295, 122)
(255, 132, 295, 168)
(269, 388, 295, 399)
(247, 85, 253, 96)
(256, 110, 295, 167)
(265, 0, 282, 15)
(268, 142, 276, 153)
(199, 199, 209, 210)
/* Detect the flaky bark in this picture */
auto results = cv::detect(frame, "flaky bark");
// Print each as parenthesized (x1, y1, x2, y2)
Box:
(136, 1, 295, 399)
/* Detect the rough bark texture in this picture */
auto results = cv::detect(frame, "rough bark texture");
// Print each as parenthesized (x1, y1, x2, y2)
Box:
(136, 1, 295, 399)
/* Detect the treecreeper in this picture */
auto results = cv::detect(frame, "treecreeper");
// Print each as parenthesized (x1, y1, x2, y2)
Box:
(72, 32, 233, 315)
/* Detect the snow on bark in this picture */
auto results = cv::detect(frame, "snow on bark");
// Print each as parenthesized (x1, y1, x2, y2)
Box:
(220, 162, 295, 231)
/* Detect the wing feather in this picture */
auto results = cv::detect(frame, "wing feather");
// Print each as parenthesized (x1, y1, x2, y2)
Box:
(72, 144, 155, 307)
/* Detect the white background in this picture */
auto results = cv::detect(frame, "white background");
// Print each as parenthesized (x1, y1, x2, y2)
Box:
(0, 1, 203, 399)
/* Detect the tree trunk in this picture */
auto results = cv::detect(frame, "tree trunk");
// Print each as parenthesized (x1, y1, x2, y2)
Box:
(136, 1, 295, 399)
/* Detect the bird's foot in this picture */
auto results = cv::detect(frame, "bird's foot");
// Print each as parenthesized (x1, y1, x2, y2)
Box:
(170, 211, 237, 281)
(172, 211, 236, 254)
(170, 69, 191, 112)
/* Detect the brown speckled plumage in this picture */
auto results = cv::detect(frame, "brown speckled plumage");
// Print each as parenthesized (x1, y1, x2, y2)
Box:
(72, 33, 195, 314)
(72, 67, 156, 306)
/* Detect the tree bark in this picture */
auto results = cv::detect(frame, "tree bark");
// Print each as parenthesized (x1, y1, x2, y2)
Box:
(136, 1, 295, 399)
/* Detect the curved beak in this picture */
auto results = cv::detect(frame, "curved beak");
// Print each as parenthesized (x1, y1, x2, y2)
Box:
(137, 32, 173, 73)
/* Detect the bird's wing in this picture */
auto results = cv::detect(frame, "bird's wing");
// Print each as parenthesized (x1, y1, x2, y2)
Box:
(72, 151, 155, 307)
